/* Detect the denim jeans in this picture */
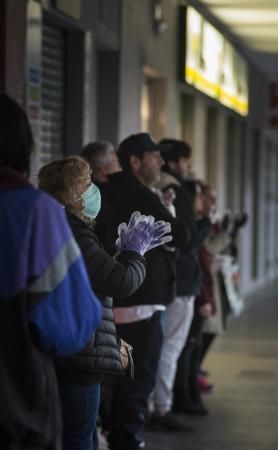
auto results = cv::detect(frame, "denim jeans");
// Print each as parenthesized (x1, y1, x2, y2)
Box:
(108, 311, 164, 449)
(59, 383, 100, 450)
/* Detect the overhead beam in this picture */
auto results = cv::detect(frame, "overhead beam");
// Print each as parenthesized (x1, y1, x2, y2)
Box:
(200, 0, 278, 7)
(230, 26, 278, 38)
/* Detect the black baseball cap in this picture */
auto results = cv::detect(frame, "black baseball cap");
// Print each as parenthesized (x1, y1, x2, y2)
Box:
(118, 133, 167, 159)
(159, 138, 191, 161)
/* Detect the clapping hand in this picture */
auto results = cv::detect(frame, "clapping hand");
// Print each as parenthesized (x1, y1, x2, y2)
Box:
(116, 211, 172, 256)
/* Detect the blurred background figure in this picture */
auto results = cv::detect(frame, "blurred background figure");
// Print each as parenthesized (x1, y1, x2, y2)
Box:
(150, 140, 211, 430)
(171, 179, 212, 416)
(81, 141, 121, 184)
(200, 192, 248, 394)
(160, 138, 192, 179)
(81, 141, 121, 250)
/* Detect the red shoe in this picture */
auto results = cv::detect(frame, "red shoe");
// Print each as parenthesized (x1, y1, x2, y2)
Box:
(197, 374, 215, 394)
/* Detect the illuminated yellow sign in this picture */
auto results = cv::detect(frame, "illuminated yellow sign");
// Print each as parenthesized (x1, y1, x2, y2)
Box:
(185, 7, 249, 116)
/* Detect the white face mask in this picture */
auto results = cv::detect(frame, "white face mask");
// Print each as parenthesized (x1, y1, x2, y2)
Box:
(80, 184, 101, 219)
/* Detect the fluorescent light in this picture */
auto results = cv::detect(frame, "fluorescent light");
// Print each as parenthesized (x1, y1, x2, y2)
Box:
(210, 8, 278, 25)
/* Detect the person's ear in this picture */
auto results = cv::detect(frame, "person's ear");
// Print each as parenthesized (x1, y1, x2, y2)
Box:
(129, 155, 142, 171)
(98, 164, 106, 177)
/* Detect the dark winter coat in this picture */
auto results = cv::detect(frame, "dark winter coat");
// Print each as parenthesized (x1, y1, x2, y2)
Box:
(195, 245, 216, 312)
(156, 170, 211, 297)
(96, 171, 191, 308)
(56, 212, 146, 385)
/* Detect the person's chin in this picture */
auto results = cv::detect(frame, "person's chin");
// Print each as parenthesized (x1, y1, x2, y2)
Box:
(155, 172, 161, 183)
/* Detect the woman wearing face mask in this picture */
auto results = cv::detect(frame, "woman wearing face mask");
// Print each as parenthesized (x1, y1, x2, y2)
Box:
(38, 156, 171, 450)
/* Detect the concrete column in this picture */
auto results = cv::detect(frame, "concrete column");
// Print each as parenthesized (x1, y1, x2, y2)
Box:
(214, 111, 227, 215)
(232, 121, 242, 212)
(83, 32, 97, 145)
(192, 96, 207, 180)
(97, 51, 120, 145)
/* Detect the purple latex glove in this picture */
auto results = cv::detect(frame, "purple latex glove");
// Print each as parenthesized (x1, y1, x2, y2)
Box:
(116, 211, 172, 256)
(147, 220, 172, 251)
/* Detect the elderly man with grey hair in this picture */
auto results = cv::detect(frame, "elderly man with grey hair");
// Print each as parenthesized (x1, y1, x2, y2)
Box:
(81, 141, 121, 251)
(81, 140, 121, 183)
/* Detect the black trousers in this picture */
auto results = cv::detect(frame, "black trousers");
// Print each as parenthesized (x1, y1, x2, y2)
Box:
(199, 332, 216, 365)
(108, 311, 164, 450)
(173, 309, 204, 408)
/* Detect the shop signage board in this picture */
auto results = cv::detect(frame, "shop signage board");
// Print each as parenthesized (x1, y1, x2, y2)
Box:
(181, 6, 249, 116)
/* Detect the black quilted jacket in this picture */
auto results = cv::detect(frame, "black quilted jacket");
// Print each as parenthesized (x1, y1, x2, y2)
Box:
(55, 212, 146, 385)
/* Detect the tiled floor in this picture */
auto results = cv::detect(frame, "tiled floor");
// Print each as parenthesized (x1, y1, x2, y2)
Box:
(145, 281, 278, 449)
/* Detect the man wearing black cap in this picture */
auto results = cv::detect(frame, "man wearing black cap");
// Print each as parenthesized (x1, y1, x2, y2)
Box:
(152, 138, 212, 418)
(105, 133, 191, 449)
(160, 138, 192, 179)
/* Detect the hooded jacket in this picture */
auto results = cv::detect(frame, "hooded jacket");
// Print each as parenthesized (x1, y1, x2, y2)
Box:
(0, 167, 101, 449)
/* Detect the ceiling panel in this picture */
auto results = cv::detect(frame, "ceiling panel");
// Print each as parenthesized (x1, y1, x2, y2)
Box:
(195, 0, 278, 77)
(200, 0, 278, 6)
(198, 0, 278, 52)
